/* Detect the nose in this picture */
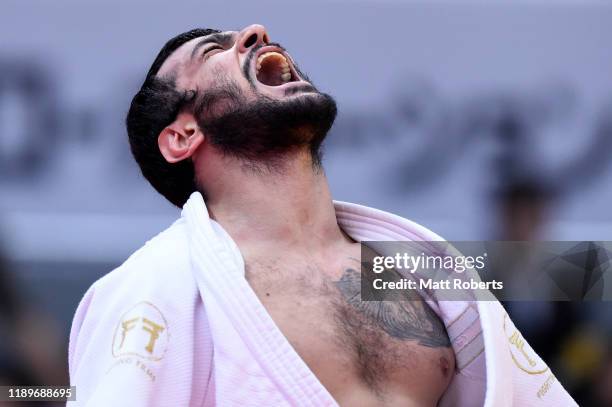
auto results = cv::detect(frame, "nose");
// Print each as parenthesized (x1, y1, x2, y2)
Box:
(237, 24, 269, 53)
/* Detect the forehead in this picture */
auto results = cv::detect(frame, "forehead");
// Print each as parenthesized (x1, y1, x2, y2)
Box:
(156, 31, 236, 79)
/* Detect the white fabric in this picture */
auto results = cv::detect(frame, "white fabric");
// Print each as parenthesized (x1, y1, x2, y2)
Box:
(68, 192, 577, 406)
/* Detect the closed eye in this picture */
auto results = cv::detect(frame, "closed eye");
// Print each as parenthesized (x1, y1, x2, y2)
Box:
(202, 45, 224, 60)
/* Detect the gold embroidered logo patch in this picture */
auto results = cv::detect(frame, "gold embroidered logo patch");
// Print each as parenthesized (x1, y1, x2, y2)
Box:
(503, 313, 548, 375)
(112, 302, 169, 361)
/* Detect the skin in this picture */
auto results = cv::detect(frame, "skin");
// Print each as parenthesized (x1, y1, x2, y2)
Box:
(156, 24, 455, 406)
(157, 24, 345, 258)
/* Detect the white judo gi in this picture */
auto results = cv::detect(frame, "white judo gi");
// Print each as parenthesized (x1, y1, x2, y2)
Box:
(68, 192, 577, 406)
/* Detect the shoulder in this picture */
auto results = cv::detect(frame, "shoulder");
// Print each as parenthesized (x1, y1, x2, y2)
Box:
(91, 218, 193, 300)
(69, 218, 197, 339)
(68, 218, 213, 405)
(71, 218, 200, 346)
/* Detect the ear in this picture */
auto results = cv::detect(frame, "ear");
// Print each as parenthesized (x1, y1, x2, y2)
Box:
(158, 112, 205, 163)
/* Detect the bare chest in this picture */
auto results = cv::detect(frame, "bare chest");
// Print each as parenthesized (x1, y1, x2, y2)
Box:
(245, 258, 455, 406)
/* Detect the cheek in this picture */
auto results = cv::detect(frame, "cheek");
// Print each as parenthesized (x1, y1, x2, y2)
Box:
(195, 66, 251, 118)
(201, 62, 257, 104)
(206, 54, 248, 86)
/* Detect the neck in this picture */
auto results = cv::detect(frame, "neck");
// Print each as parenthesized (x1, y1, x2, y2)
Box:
(199, 149, 349, 253)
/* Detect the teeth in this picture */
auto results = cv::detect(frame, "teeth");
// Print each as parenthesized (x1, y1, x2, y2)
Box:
(255, 50, 293, 84)
(256, 51, 288, 73)
(257, 51, 287, 63)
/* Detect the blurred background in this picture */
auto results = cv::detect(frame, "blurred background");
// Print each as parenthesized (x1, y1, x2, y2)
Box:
(1, 0, 611, 405)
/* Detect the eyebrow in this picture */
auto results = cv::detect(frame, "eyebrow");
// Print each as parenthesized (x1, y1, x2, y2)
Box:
(191, 32, 235, 60)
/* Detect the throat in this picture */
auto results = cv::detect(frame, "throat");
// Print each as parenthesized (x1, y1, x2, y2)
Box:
(205, 158, 344, 250)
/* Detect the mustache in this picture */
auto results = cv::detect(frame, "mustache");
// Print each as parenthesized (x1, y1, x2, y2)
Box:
(242, 42, 285, 87)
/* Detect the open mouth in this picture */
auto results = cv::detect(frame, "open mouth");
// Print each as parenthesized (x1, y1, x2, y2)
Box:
(255, 50, 298, 87)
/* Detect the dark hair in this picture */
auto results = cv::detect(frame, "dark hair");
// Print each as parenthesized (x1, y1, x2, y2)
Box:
(126, 28, 220, 207)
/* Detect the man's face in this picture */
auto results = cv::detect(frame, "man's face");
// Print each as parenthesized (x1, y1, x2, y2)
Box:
(158, 24, 319, 103)
(158, 24, 337, 165)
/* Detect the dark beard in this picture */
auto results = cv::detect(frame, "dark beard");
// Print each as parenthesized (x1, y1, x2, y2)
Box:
(195, 79, 337, 168)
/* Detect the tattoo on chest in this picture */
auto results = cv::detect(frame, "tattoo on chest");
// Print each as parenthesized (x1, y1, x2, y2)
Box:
(334, 267, 451, 348)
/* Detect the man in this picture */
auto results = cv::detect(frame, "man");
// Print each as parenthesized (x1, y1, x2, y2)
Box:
(68, 25, 576, 406)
